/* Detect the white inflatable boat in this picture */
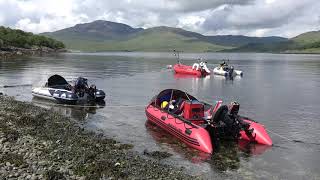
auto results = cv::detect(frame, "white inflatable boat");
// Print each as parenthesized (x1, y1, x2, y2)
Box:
(213, 66, 243, 77)
(32, 75, 105, 104)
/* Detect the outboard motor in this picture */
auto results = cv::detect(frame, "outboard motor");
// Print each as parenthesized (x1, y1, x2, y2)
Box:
(228, 101, 240, 116)
(74, 77, 88, 97)
(87, 84, 97, 100)
(210, 105, 242, 140)
(228, 101, 253, 136)
(229, 66, 234, 77)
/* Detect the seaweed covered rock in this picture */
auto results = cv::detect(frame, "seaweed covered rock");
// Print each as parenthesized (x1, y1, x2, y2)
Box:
(0, 96, 197, 179)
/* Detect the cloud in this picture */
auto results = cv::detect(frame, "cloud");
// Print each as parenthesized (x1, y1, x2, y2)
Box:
(201, 0, 320, 37)
(0, 0, 319, 37)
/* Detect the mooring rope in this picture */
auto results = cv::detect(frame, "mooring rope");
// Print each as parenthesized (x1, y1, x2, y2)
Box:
(1, 84, 32, 88)
(266, 129, 295, 142)
(266, 128, 320, 146)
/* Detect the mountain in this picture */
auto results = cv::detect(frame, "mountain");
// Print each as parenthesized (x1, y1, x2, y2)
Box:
(228, 30, 320, 53)
(292, 31, 320, 45)
(42, 20, 289, 52)
(205, 35, 287, 47)
(43, 20, 143, 41)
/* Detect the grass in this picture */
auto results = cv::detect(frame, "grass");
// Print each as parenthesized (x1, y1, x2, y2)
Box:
(47, 30, 232, 52)
(292, 31, 320, 45)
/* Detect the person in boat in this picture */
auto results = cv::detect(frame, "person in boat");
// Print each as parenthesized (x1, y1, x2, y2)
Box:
(220, 60, 227, 67)
(161, 98, 186, 116)
(161, 100, 176, 110)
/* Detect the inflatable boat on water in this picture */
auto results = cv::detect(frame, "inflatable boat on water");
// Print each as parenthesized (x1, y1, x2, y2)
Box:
(174, 61, 210, 77)
(145, 89, 272, 154)
(213, 66, 243, 77)
(32, 75, 105, 104)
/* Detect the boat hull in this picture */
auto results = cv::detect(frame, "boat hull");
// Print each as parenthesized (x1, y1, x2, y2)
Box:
(32, 87, 105, 104)
(145, 105, 213, 154)
(174, 64, 209, 77)
(145, 105, 272, 153)
(213, 67, 243, 76)
(239, 119, 273, 146)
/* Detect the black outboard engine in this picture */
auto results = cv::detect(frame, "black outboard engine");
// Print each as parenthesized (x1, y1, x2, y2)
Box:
(228, 101, 253, 136)
(229, 66, 234, 77)
(87, 84, 97, 100)
(74, 77, 88, 97)
(210, 105, 242, 140)
(229, 101, 240, 116)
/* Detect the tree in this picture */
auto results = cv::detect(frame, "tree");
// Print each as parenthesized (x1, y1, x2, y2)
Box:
(0, 26, 65, 49)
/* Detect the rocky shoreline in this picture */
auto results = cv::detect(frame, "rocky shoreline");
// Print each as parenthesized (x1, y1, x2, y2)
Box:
(0, 47, 66, 59)
(0, 95, 196, 179)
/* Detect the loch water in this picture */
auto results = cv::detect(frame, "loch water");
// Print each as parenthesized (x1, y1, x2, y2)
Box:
(1, 52, 319, 179)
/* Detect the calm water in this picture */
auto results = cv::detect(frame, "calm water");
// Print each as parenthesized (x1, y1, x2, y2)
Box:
(1, 52, 320, 179)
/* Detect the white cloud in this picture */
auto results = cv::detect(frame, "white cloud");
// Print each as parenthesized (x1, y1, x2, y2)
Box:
(178, 15, 206, 32)
(0, 0, 319, 37)
(202, 0, 320, 37)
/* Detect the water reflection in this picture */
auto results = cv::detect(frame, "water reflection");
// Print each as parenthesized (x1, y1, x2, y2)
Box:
(31, 97, 105, 121)
(238, 140, 271, 156)
(146, 121, 271, 172)
(145, 122, 211, 162)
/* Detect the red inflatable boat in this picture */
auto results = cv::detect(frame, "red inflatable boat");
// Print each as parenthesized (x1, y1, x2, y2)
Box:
(173, 63, 210, 77)
(145, 89, 272, 154)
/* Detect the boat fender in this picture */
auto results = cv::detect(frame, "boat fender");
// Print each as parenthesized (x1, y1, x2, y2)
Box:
(192, 63, 200, 70)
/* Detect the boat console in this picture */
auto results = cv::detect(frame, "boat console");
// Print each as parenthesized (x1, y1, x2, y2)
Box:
(183, 100, 204, 122)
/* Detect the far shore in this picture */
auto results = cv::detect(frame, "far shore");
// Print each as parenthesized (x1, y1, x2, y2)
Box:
(0, 47, 67, 59)
(2, 48, 320, 60)
(66, 50, 320, 55)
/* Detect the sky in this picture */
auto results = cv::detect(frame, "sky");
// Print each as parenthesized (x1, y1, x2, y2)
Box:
(0, 0, 319, 37)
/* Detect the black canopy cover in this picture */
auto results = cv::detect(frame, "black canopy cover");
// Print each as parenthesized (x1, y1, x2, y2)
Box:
(47, 74, 69, 87)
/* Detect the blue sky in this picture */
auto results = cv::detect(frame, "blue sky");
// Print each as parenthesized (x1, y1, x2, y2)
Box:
(0, 0, 319, 37)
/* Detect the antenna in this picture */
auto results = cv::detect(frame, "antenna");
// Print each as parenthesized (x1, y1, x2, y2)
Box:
(173, 49, 183, 64)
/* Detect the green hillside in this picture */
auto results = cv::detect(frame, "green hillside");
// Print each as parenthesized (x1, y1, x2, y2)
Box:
(42, 20, 320, 53)
(206, 35, 287, 47)
(292, 31, 320, 45)
(0, 26, 65, 49)
(227, 30, 320, 53)
(43, 20, 288, 52)
(44, 24, 231, 52)
(287, 31, 320, 53)
(57, 30, 229, 52)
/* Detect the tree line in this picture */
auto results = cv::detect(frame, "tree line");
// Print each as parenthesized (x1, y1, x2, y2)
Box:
(0, 26, 65, 50)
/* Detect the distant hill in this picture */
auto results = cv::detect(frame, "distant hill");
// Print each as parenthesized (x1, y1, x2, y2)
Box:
(228, 30, 320, 53)
(292, 31, 320, 45)
(42, 20, 288, 52)
(206, 35, 287, 47)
